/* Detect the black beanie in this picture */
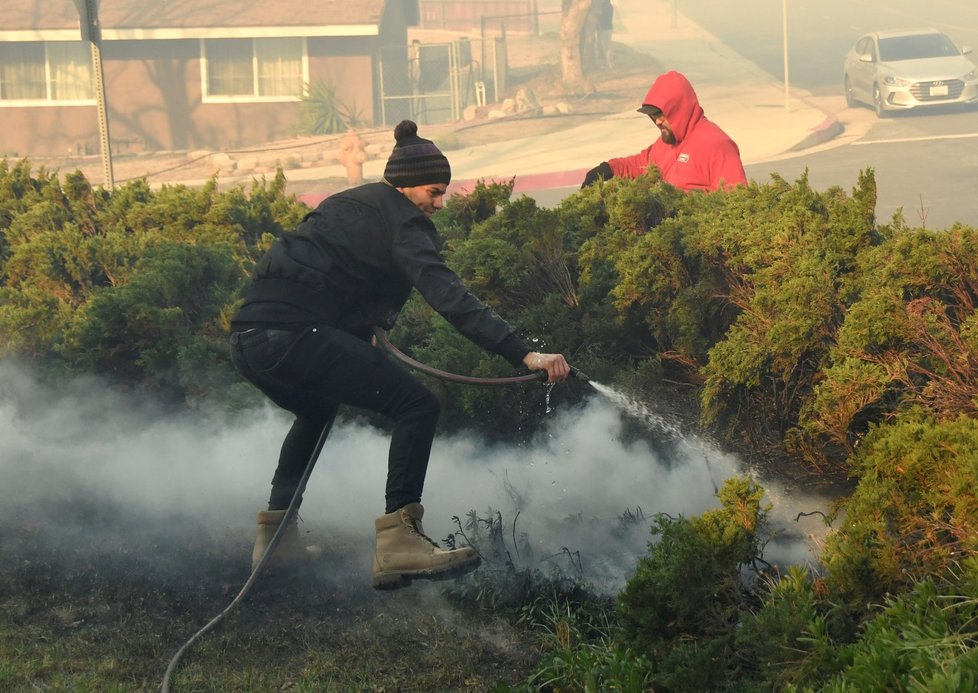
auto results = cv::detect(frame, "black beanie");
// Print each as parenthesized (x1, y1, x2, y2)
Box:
(383, 120, 451, 187)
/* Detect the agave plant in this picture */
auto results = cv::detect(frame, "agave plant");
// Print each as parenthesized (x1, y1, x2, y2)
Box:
(297, 80, 350, 135)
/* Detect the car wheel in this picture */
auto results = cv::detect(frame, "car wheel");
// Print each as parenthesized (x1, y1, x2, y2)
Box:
(872, 83, 888, 117)
(844, 75, 856, 108)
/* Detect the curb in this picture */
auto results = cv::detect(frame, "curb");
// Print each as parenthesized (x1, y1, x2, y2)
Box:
(788, 115, 844, 153)
(448, 168, 589, 196)
(294, 115, 845, 208)
(296, 168, 591, 208)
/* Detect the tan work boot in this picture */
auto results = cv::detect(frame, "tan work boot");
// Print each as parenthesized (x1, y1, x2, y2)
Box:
(251, 510, 323, 571)
(372, 502, 481, 590)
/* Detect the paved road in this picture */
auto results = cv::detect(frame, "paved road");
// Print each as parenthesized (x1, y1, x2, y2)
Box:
(752, 133, 978, 230)
(680, 0, 978, 144)
(530, 127, 977, 230)
(528, 1, 978, 230)
(677, 0, 978, 96)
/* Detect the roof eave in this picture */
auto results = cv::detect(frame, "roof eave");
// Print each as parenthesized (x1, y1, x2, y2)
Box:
(1, 25, 380, 42)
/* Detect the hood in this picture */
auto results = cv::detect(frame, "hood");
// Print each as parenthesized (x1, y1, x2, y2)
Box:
(641, 71, 703, 143)
(879, 55, 977, 81)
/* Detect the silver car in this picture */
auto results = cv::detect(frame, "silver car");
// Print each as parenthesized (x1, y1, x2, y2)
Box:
(843, 28, 978, 116)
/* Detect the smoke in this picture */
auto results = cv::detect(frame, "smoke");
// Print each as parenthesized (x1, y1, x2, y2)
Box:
(0, 363, 830, 593)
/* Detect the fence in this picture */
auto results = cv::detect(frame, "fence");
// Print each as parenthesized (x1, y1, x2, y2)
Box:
(377, 36, 507, 127)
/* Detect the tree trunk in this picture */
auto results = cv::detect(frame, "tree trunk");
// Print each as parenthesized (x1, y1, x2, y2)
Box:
(560, 0, 593, 91)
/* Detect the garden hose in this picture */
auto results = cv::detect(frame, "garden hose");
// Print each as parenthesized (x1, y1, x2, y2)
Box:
(372, 327, 590, 385)
(160, 327, 585, 691)
(160, 420, 328, 693)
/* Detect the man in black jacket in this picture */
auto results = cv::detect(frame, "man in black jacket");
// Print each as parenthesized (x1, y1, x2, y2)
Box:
(229, 120, 570, 589)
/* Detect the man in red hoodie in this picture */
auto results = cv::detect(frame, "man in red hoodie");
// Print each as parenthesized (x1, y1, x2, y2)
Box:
(581, 71, 747, 192)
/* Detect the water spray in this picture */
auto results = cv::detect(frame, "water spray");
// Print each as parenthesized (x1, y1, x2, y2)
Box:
(160, 328, 589, 692)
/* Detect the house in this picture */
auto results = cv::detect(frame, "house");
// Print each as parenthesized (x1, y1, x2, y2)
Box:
(419, 0, 537, 33)
(0, 0, 413, 157)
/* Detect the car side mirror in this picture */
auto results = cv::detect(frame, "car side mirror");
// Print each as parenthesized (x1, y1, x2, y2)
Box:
(962, 45, 974, 55)
(858, 52, 873, 63)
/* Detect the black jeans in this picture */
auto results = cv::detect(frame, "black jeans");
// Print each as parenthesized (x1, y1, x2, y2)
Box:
(230, 326, 441, 514)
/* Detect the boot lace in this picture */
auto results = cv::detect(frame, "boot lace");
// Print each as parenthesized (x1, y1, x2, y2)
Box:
(408, 518, 441, 549)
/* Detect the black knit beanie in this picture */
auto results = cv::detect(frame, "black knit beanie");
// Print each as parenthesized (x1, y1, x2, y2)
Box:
(383, 120, 451, 187)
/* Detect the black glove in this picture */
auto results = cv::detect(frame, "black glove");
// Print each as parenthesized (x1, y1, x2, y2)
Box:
(581, 161, 613, 188)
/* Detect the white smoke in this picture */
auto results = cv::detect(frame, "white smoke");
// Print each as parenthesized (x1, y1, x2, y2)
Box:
(0, 363, 830, 591)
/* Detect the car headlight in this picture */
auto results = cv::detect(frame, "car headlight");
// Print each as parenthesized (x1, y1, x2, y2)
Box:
(964, 68, 978, 81)
(883, 75, 912, 86)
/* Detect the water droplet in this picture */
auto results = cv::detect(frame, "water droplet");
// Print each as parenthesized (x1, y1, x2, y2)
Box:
(543, 382, 556, 415)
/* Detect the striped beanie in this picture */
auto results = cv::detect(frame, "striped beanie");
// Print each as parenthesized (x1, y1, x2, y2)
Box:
(383, 120, 451, 187)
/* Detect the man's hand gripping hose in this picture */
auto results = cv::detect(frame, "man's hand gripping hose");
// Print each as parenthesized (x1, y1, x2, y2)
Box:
(372, 327, 590, 385)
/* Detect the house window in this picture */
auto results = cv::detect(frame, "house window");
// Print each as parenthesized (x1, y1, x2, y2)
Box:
(0, 41, 94, 103)
(202, 38, 306, 102)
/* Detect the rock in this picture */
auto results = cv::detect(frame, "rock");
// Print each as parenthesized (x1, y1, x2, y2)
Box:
(514, 87, 541, 114)
(210, 152, 235, 172)
(256, 153, 284, 168)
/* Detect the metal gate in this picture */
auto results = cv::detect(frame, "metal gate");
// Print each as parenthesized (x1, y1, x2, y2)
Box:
(377, 36, 507, 127)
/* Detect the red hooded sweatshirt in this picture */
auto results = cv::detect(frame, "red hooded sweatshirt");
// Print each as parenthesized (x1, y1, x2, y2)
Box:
(608, 71, 747, 192)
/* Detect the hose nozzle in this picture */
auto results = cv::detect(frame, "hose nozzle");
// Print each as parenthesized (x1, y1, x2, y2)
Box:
(536, 366, 591, 385)
(570, 366, 591, 384)
(535, 365, 591, 384)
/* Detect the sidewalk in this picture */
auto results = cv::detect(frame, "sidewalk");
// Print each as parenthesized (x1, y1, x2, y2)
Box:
(163, 0, 833, 206)
(284, 0, 839, 202)
(615, 0, 841, 161)
(460, 0, 838, 189)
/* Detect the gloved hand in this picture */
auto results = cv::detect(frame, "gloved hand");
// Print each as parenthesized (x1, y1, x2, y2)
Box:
(581, 161, 613, 188)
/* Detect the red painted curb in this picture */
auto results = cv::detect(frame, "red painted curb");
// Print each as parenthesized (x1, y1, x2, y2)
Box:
(448, 168, 589, 196)
(296, 168, 590, 208)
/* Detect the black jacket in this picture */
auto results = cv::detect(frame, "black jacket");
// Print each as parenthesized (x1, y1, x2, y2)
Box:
(231, 182, 530, 367)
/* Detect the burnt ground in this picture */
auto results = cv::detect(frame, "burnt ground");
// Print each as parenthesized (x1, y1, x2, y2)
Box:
(1, 494, 545, 691)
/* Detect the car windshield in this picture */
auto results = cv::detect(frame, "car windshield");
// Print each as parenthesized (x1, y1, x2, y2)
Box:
(879, 34, 959, 61)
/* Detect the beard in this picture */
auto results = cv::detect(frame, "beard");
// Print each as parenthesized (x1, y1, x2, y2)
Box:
(660, 127, 676, 145)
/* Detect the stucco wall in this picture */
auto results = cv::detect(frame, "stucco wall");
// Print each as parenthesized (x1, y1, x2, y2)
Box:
(3, 33, 403, 157)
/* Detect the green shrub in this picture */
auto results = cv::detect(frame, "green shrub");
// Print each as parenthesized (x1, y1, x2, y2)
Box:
(617, 476, 770, 690)
(823, 412, 978, 603)
(737, 566, 854, 690)
(822, 564, 978, 692)
(798, 226, 978, 462)
(0, 163, 306, 404)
